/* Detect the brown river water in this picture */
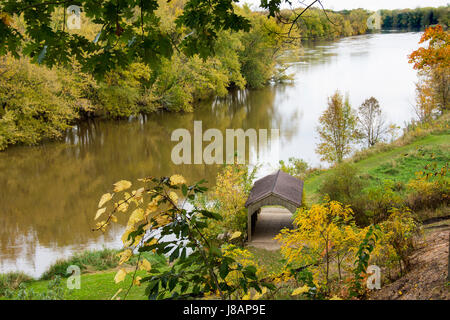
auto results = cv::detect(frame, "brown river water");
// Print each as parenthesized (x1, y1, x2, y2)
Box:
(0, 31, 421, 277)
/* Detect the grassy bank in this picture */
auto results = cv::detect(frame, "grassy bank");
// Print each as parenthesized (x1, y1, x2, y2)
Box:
(0, 249, 168, 300)
(0, 247, 284, 300)
(304, 132, 449, 204)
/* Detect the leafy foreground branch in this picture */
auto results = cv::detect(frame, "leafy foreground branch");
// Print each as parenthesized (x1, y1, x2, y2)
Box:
(93, 169, 423, 300)
(93, 175, 272, 300)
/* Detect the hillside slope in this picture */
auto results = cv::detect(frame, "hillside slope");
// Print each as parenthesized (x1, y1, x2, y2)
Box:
(304, 133, 449, 203)
(369, 222, 450, 300)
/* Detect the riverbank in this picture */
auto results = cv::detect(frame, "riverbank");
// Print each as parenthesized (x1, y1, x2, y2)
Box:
(0, 248, 166, 300)
(2, 3, 411, 152)
(1, 113, 448, 299)
(0, 246, 283, 300)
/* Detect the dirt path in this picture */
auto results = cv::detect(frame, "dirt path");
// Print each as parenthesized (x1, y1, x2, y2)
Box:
(247, 207, 293, 251)
(370, 223, 450, 300)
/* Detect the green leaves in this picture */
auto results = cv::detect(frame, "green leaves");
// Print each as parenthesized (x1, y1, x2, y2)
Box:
(0, 0, 253, 78)
(349, 224, 380, 298)
(198, 209, 223, 221)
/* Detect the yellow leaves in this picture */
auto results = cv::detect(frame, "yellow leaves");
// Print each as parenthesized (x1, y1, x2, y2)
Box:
(242, 292, 251, 300)
(133, 276, 142, 286)
(229, 231, 242, 240)
(253, 287, 267, 300)
(95, 207, 106, 220)
(127, 208, 145, 227)
(133, 187, 145, 200)
(121, 227, 135, 246)
(146, 195, 162, 215)
(291, 285, 309, 296)
(98, 193, 113, 208)
(330, 295, 342, 300)
(0, 12, 12, 26)
(116, 200, 129, 213)
(170, 174, 186, 185)
(277, 199, 362, 288)
(117, 249, 133, 265)
(95, 220, 107, 232)
(241, 287, 267, 300)
(114, 269, 127, 283)
(154, 214, 172, 227)
(113, 180, 132, 193)
(168, 191, 178, 204)
(139, 259, 152, 272)
(146, 238, 158, 245)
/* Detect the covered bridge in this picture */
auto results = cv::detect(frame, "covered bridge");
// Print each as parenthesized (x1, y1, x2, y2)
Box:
(245, 170, 304, 242)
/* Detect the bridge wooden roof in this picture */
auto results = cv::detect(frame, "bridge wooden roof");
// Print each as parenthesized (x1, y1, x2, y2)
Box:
(245, 170, 303, 208)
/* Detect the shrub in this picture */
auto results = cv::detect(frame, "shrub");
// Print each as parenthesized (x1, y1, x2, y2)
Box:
(194, 163, 257, 244)
(407, 169, 449, 212)
(0, 56, 77, 150)
(275, 200, 361, 289)
(40, 248, 120, 280)
(93, 175, 269, 300)
(16, 276, 66, 300)
(0, 272, 33, 297)
(318, 163, 367, 225)
(373, 208, 420, 275)
(364, 180, 404, 224)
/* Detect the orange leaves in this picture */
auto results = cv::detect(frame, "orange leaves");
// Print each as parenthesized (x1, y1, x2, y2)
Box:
(409, 25, 450, 70)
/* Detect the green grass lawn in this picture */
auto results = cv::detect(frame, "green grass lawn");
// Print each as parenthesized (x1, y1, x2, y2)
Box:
(304, 133, 450, 202)
(1, 247, 286, 300)
(247, 247, 284, 275)
(0, 251, 169, 300)
(28, 270, 148, 300)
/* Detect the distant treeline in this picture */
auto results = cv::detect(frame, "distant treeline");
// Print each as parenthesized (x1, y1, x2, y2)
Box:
(380, 7, 449, 30)
(284, 7, 371, 40)
(285, 6, 449, 41)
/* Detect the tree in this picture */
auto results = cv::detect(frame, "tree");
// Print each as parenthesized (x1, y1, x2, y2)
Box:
(357, 97, 387, 148)
(386, 123, 401, 143)
(275, 200, 360, 288)
(279, 157, 309, 179)
(409, 25, 450, 117)
(0, 0, 319, 78)
(316, 91, 358, 164)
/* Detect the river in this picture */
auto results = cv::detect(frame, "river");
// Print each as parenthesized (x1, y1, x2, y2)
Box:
(0, 31, 422, 277)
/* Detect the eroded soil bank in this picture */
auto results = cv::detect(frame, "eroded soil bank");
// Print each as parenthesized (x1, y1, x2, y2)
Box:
(370, 221, 450, 300)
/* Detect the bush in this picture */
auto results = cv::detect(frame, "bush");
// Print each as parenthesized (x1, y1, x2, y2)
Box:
(40, 248, 120, 280)
(0, 272, 33, 297)
(194, 163, 257, 244)
(407, 170, 449, 212)
(0, 56, 77, 150)
(16, 276, 66, 300)
(373, 208, 420, 275)
(363, 180, 404, 224)
(318, 163, 367, 225)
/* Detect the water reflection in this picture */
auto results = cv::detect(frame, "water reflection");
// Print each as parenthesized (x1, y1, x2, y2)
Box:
(0, 32, 421, 277)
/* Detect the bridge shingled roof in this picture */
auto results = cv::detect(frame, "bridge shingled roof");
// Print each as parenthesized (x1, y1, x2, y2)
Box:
(244, 170, 303, 208)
